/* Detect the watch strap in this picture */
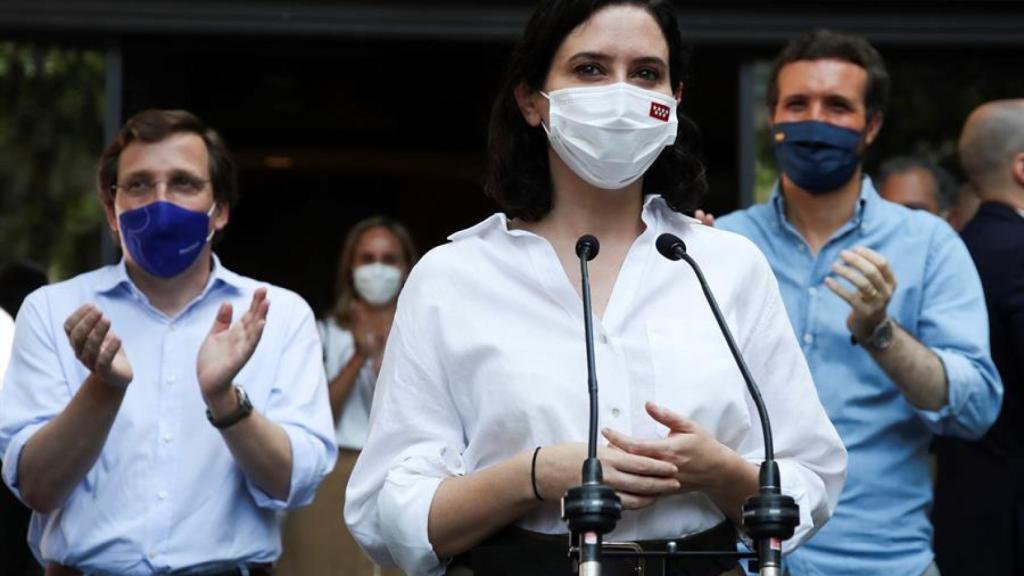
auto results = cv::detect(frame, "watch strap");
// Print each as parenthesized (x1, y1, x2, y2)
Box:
(850, 317, 894, 350)
(206, 385, 253, 429)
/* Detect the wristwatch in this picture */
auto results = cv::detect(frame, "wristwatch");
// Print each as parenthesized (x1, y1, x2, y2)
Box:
(852, 317, 894, 351)
(206, 385, 253, 429)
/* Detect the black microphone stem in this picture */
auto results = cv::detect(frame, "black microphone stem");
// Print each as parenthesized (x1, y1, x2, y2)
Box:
(657, 232, 799, 576)
(563, 235, 621, 576)
(676, 249, 774, 461)
(580, 252, 599, 463)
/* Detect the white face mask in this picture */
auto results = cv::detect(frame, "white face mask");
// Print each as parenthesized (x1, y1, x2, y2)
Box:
(542, 82, 679, 190)
(353, 263, 403, 306)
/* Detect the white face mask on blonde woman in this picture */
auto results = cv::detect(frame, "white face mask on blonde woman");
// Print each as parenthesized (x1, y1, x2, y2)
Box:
(353, 263, 403, 305)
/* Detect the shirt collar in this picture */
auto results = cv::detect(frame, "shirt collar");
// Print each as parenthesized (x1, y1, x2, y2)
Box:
(448, 194, 670, 242)
(770, 176, 880, 235)
(93, 253, 242, 299)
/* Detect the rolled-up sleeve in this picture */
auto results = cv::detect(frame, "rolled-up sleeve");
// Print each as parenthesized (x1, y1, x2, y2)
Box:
(0, 291, 70, 503)
(913, 225, 1002, 439)
(345, 261, 463, 575)
(248, 292, 338, 510)
(735, 249, 847, 552)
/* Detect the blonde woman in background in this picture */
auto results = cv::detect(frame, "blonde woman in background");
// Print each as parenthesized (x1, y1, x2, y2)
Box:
(280, 216, 417, 576)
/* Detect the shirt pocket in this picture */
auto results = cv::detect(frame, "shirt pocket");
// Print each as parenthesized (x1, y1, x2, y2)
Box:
(646, 318, 751, 450)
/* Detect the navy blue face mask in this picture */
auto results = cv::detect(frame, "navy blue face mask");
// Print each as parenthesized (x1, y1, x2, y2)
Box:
(772, 120, 863, 194)
(118, 201, 216, 278)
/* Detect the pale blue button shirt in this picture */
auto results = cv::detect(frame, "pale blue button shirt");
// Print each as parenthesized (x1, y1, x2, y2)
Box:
(718, 179, 1002, 576)
(0, 256, 337, 575)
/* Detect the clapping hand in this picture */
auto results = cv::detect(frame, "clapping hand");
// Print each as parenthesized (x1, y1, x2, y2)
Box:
(197, 288, 270, 401)
(64, 304, 133, 388)
(824, 247, 896, 341)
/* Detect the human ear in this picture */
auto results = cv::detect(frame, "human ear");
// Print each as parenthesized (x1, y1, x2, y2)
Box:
(514, 82, 545, 128)
(864, 112, 884, 146)
(213, 201, 230, 232)
(1011, 152, 1024, 188)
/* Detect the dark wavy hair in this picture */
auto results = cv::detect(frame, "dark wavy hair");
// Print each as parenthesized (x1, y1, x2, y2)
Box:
(485, 0, 707, 221)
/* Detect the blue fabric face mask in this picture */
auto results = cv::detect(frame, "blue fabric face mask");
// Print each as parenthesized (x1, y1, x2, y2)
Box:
(772, 120, 863, 194)
(118, 201, 216, 278)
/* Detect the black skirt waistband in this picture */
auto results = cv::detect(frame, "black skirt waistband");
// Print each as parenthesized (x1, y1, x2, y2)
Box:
(447, 520, 740, 576)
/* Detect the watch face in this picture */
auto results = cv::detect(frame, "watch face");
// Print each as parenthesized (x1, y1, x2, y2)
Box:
(871, 319, 894, 349)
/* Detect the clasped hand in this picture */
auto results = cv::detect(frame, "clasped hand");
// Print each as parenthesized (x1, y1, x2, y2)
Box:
(534, 402, 735, 509)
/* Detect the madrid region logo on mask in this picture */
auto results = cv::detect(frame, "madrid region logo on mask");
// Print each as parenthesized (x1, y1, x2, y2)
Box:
(542, 82, 679, 190)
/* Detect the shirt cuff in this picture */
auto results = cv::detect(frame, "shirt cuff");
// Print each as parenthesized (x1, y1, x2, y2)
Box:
(246, 423, 337, 510)
(775, 459, 827, 553)
(377, 447, 466, 576)
(916, 348, 996, 439)
(2, 420, 48, 504)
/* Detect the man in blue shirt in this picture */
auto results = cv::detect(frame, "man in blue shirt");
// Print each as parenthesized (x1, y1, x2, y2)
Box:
(0, 109, 337, 575)
(716, 30, 1002, 576)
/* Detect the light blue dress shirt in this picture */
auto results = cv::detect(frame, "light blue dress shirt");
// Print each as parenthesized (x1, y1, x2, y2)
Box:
(0, 256, 337, 575)
(718, 179, 1002, 576)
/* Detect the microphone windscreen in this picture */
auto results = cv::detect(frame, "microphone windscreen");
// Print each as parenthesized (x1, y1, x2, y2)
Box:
(575, 235, 600, 261)
(656, 233, 686, 261)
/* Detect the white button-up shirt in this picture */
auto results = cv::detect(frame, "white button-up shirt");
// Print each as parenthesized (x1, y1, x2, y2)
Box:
(318, 317, 378, 450)
(0, 256, 337, 575)
(345, 196, 846, 575)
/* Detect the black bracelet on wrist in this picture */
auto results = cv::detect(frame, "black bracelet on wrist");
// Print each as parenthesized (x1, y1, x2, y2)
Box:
(531, 446, 544, 502)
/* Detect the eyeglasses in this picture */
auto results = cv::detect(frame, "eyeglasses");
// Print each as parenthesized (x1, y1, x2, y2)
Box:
(111, 175, 210, 197)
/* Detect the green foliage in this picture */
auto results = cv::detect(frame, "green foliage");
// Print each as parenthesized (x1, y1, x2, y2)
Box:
(0, 41, 105, 280)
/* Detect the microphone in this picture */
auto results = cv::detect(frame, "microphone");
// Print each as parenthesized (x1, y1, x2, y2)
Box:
(576, 234, 600, 262)
(575, 234, 600, 466)
(655, 232, 799, 576)
(562, 234, 621, 576)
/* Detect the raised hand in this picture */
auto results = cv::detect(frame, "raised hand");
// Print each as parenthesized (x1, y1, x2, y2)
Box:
(824, 246, 897, 341)
(350, 302, 391, 359)
(63, 304, 133, 388)
(197, 288, 270, 401)
(533, 441, 681, 509)
(602, 402, 734, 495)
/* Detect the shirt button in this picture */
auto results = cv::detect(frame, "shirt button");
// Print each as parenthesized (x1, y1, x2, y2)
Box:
(157, 490, 168, 500)
(162, 433, 173, 443)
(611, 407, 621, 418)
(599, 333, 609, 344)
(166, 373, 176, 384)
(148, 551, 159, 559)
(803, 333, 814, 344)
(808, 287, 817, 296)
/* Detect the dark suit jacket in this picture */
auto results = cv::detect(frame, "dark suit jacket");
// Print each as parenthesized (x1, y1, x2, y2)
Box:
(934, 201, 1024, 575)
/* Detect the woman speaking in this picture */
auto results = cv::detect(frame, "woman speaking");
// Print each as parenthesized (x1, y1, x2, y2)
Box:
(345, 1, 846, 575)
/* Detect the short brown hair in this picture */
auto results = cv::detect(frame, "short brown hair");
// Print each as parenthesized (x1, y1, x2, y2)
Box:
(766, 29, 890, 122)
(97, 109, 238, 213)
